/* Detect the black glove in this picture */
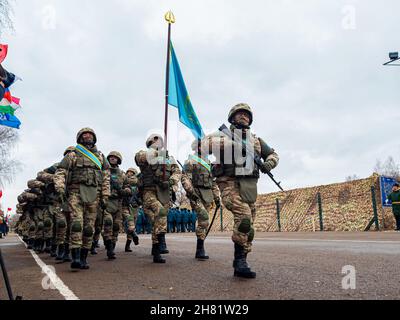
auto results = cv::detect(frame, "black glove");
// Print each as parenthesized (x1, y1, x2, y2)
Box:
(260, 160, 274, 174)
(214, 197, 221, 208)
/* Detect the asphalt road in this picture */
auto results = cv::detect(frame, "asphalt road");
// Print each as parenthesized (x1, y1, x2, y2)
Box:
(0, 231, 399, 300)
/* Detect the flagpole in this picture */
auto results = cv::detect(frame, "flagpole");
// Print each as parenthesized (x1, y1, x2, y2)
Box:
(164, 11, 175, 150)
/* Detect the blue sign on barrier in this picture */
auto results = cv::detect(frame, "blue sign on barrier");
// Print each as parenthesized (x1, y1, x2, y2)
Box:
(379, 176, 398, 207)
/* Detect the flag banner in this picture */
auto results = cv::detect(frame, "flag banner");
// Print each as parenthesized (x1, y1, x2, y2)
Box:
(0, 112, 21, 129)
(0, 105, 15, 115)
(168, 42, 204, 139)
(0, 44, 8, 64)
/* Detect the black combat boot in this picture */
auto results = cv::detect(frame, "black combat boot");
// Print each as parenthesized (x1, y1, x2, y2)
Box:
(80, 248, 90, 270)
(158, 233, 169, 254)
(125, 239, 132, 252)
(63, 244, 72, 262)
(152, 243, 166, 263)
(233, 243, 256, 279)
(50, 242, 58, 257)
(90, 240, 98, 255)
(195, 239, 209, 260)
(35, 239, 44, 253)
(105, 239, 116, 260)
(44, 239, 52, 253)
(70, 248, 81, 269)
(55, 244, 65, 261)
(27, 238, 34, 249)
(132, 233, 139, 246)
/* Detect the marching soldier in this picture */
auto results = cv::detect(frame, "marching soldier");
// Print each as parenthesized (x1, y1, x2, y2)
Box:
(135, 134, 181, 263)
(181, 139, 221, 260)
(205, 103, 279, 278)
(102, 151, 125, 260)
(122, 167, 141, 253)
(54, 128, 110, 270)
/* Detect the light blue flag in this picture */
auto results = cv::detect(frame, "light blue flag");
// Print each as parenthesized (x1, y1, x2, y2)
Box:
(168, 42, 204, 139)
(0, 112, 21, 129)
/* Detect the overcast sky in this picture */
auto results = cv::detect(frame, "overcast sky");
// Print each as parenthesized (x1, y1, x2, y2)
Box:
(1, 0, 399, 212)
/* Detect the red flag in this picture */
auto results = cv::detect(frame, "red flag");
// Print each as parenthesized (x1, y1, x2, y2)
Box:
(0, 44, 8, 64)
(0, 190, 2, 198)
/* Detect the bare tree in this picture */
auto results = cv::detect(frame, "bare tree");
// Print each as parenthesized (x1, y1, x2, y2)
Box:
(0, 127, 21, 186)
(0, 0, 18, 187)
(345, 174, 359, 182)
(374, 156, 400, 179)
(0, 0, 14, 37)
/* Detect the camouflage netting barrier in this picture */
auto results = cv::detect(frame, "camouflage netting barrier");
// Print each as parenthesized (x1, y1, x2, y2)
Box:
(209, 173, 397, 233)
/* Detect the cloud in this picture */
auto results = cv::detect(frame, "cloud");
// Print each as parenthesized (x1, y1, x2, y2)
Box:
(1, 0, 400, 210)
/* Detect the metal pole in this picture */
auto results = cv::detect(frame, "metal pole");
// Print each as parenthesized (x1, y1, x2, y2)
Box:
(276, 198, 281, 232)
(317, 192, 324, 231)
(220, 206, 223, 232)
(164, 21, 172, 149)
(0, 249, 14, 300)
(371, 186, 380, 231)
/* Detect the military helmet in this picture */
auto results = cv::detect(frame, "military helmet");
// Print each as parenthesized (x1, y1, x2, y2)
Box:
(146, 134, 164, 148)
(228, 103, 253, 126)
(64, 146, 75, 156)
(126, 167, 138, 175)
(107, 151, 123, 165)
(76, 127, 97, 144)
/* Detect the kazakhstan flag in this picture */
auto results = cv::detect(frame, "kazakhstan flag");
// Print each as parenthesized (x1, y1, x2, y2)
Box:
(168, 42, 204, 139)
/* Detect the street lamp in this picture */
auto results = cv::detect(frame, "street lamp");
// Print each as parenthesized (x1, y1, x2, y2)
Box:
(383, 51, 400, 66)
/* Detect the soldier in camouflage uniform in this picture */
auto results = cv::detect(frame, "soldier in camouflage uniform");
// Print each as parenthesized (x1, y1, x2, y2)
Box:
(17, 181, 45, 252)
(205, 103, 279, 278)
(54, 128, 110, 270)
(16, 197, 36, 249)
(101, 151, 126, 260)
(121, 167, 141, 253)
(36, 164, 62, 257)
(181, 139, 221, 260)
(53, 147, 75, 262)
(16, 204, 29, 242)
(27, 179, 47, 253)
(135, 134, 181, 263)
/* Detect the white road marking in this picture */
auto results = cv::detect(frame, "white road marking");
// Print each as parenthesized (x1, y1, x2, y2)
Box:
(17, 235, 79, 300)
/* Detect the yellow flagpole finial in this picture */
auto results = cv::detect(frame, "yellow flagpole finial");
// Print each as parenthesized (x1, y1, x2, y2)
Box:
(164, 11, 176, 24)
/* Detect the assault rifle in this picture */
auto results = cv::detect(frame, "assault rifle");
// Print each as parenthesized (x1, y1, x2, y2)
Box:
(218, 124, 284, 191)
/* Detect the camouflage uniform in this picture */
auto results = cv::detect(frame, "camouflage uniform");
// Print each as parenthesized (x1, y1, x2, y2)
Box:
(135, 134, 181, 263)
(121, 168, 141, 252)
(54, 128, 110, 270)
(206, 103, 279, 278)
(53, 146, 75, 261)
(36, 164, 61, 256)
(27, 179, 47, 253)
(16, 204, 29, 242)
(101, 151, 125, 260)
(181, 139, 221, 260)
(17, 185, 45, 251)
